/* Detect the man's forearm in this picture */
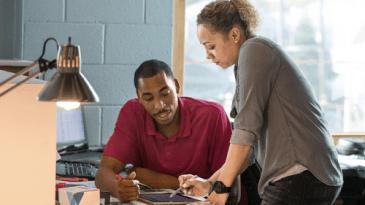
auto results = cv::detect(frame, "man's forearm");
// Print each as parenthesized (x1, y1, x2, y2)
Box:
(131, 167, 180, 189)
(95, 167, 121, 199)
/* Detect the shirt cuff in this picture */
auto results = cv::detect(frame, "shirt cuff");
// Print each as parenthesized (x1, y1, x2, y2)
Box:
(230, 129, 256, 165)
(230, 129, 256, 145)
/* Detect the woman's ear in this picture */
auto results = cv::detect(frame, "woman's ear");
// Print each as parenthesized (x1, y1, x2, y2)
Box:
(230, 27, 241, 42)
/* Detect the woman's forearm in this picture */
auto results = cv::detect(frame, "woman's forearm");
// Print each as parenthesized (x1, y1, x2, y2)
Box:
(217, 144, 252, 187)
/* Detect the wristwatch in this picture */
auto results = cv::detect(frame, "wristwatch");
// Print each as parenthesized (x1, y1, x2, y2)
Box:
(207, 178, 213, 194)
(212, 180, 232, 194)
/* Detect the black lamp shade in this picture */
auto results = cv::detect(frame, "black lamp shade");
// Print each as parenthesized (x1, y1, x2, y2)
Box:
(37, 72, 99, 103)
(37, 38, 99, 103)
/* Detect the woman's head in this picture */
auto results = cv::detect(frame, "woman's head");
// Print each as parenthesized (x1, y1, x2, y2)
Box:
(196, 0, 260, 69)
(197, 0, 260, 38)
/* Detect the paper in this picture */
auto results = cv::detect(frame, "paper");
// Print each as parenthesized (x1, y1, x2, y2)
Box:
(56, 150, 61, 161)
(338, 154, 365, 169)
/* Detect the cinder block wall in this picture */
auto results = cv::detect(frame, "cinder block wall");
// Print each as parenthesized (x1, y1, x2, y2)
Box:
(22, 0, 174, 147)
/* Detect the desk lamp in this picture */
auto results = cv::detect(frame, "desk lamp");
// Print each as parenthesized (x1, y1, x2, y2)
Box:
(0, 37, 99, 104)
(0, 37, 99, 205)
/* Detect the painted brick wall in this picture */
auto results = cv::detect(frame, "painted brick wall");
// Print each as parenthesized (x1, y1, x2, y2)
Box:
(22, 0, 174, 147)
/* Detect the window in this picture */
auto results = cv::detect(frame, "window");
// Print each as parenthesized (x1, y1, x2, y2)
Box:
(180, 0, 365, 134)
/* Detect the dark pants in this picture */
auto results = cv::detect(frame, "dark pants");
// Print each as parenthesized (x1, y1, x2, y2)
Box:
(261, 170, 342, 205)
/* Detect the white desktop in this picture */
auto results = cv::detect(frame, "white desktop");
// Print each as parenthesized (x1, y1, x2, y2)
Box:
(56, 105, 87, 148)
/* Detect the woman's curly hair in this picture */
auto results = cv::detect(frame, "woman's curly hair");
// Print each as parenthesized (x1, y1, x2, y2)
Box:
(197, 0, 260, 38)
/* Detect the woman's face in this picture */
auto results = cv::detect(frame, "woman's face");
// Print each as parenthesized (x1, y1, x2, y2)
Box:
(197, 24, 241, 69)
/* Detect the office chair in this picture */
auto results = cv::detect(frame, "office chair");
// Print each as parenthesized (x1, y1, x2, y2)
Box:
(226, 175, 242, 205)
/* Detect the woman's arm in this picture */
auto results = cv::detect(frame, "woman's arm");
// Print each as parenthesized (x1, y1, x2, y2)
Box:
(209, 144, 251, 185)
(180, 144, 252, 199)
(216, 144, 252, 187)
(204, 144, 252, 205)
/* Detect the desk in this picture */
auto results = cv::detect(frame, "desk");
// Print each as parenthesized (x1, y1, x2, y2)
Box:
(337, 155, 365, 204)
(55, 181, 205, 205)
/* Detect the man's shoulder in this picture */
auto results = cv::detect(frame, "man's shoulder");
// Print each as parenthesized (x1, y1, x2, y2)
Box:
(119, 98, 146, 117)
(123, 98, 142, 109)
(180, 97, 225, 115)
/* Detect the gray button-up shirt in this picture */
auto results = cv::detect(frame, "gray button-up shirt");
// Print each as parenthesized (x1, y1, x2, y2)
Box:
(230, 35, 343, 197)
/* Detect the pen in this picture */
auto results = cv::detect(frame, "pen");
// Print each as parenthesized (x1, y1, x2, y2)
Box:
(56, 178, 88, 182)
(170, 175, 197, 198)
(116, 174, 153, 189)
(116, 174, 126, 180)
(170, 185, 185, 198)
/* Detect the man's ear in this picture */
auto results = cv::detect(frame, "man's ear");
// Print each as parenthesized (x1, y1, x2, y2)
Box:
(174, 78, 180, 94)
(136, 89, 142, 104)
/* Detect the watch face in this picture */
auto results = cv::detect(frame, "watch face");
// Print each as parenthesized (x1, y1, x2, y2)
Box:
(213, 181, 226, 193)
(213, 181, 232, 194)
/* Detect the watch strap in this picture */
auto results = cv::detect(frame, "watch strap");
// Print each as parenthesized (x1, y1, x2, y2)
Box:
(207, 178, 213, 194)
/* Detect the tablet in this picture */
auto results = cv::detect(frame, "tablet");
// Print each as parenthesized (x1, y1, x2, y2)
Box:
(138, 193, 200, 204)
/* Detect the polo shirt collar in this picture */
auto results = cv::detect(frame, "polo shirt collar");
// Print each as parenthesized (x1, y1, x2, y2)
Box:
(145, 97, 192, 139)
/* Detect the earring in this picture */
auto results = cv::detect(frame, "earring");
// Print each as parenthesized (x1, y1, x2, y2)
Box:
(235, 41, 238, 43)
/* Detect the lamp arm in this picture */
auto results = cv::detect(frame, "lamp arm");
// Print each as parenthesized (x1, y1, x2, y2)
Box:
(0, 61, 39, 88)
(0, 37, 59, 98)
(0, 62, 42, 97)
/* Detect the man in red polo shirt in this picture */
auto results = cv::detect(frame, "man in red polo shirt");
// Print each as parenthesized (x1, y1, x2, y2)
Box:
(95, 59, 233, 202)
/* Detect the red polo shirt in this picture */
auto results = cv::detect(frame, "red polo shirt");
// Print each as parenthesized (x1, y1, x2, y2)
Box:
(103, 97, 232, 179)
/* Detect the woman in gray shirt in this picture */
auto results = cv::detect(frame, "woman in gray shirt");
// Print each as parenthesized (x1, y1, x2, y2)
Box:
(179, 0, 343, 204)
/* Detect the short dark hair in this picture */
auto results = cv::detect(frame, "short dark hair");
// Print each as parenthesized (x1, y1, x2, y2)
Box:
(134, 59, 174, 89)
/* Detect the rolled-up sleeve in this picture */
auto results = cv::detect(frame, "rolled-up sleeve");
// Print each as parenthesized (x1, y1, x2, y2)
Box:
(230, 41, 280, 147)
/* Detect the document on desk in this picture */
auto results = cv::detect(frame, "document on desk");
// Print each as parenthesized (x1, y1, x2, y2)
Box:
(338, 154, 365, 169)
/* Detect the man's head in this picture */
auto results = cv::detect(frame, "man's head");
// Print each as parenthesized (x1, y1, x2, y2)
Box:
(134, 59, 180, 127)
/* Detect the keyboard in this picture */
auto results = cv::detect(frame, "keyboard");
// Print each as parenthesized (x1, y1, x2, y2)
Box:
(56, 161, 98, 179)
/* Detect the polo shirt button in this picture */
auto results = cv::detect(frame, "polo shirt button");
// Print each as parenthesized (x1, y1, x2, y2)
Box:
(166, 152, 170, 155)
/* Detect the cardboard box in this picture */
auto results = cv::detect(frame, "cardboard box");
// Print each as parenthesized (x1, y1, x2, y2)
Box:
(59, 186, 100, 205)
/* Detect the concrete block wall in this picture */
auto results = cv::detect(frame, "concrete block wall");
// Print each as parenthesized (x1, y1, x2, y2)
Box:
(22, 0, 174, 147)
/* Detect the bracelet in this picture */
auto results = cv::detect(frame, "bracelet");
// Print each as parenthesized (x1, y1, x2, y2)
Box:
(207, 178, 213, 194)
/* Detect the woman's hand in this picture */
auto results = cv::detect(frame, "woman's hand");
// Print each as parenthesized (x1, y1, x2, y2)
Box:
(205, 192, 229, 205)
(118, 171, 140, 202)
(178, 174, 211, 197)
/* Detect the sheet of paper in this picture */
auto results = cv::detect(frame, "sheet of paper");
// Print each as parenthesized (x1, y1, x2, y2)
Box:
(338, 154, 365, 169)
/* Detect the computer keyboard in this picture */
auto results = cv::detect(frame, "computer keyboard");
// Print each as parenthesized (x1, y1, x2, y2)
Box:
(56, 161, 98, 179)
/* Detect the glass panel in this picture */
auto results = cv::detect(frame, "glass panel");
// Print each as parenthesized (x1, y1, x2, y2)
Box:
(184, 0, 365, 132)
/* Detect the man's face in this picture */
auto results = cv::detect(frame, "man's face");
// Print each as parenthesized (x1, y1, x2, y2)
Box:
(136, 72, 180, 127)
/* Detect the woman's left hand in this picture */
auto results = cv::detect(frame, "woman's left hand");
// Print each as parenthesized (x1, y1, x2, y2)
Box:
(205, 192, 229, 205)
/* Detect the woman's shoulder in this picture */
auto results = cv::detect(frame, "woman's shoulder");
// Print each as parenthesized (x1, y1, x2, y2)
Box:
(242, 34, 279, 49)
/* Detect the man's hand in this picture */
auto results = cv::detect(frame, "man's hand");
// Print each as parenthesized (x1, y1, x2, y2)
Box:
(125, 167, 136, 175)
(178, 174, 211, 197)
(118, 171, 139, 202)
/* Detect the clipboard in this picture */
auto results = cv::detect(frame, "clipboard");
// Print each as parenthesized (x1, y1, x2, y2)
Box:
(138, 193, 200, 204)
